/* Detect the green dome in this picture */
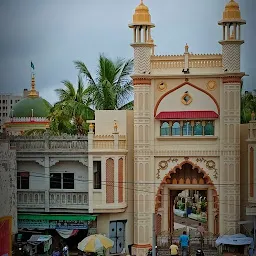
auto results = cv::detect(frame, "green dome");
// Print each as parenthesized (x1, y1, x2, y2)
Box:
(11, 97, 52, 118)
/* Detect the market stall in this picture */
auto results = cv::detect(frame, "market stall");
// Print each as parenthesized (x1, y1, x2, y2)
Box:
(27, 235, 52, 255)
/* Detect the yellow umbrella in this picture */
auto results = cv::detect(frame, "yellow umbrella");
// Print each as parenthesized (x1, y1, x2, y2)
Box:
(77, 234, 114, 252)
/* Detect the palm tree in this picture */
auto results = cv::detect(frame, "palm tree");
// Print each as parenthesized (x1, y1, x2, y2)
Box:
(74, 54, 134, 110)
(52, 75, 94, 135)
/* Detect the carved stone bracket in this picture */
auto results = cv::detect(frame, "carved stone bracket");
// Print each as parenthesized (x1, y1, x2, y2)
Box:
(78, 159, 88, 166)
(196, 157, 218, 180)
(49, 159, 60, 167)
(35, 159, 45, 167)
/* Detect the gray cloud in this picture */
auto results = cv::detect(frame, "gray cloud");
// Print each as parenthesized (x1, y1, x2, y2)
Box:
(0, 0, 255, 104)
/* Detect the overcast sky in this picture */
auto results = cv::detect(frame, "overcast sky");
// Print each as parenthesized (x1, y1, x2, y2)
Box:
(0, 0, 255, 104)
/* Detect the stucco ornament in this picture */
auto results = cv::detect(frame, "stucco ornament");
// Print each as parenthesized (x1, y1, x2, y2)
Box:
(157, 81, 167, 92)
(196, 157, 218, 180)
(181, 92, 192, 105)
(156, 157, 178, 179)
(207, 80, 217, 91)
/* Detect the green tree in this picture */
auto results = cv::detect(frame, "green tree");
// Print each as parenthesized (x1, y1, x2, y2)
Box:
(240, 79, 256, 124)
(74, 54, 134, 110)
(52, 75, 94, 134)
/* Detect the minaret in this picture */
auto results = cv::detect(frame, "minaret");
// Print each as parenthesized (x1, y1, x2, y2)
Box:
(218, 0, 246, 235)
(129, 0, 155, 74)
(128, 1, 155, 255)
(28, 74, 39, 98)
(218, 0, 246, 72)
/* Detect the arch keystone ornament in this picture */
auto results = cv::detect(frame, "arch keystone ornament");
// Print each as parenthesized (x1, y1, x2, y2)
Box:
(155, 160, 219, 235)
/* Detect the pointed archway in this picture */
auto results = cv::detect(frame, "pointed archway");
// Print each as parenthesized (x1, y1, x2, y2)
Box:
(155, 160, 219, 235)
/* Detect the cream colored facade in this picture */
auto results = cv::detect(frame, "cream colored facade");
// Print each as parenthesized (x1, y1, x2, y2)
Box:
(246, 121, 256, 226)
(87, 110, 134, 253)
(126, 0, 246, 255)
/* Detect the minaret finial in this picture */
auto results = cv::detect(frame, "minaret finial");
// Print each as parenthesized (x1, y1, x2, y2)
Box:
(28, 73, 39, 98)
(140, 0, 143, 3)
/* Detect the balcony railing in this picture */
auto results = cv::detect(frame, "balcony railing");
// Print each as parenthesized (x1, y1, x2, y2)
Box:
(9, 134, 88, 152)
(49, 191, 88, 208)
(17, 190, 89, 210)
(17, 190, 45, 208)
(92, 135, 127, 150)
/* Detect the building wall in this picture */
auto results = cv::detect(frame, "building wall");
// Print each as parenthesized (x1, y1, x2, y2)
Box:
(0, 140, 17, 234)
(240, 124, 249, 221)
(17, 160, 89, 192)
(95, 110, 127, 136)
(0, 94, 23, 129)
(89, 110, 134, 252)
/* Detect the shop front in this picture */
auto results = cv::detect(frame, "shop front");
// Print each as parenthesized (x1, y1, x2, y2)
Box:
(17, 214, 97, 251)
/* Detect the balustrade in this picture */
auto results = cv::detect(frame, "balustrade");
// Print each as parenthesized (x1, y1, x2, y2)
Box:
(92, 135, 127, 150)
(17, 190, 45, 208)
(9, 134, 88, 151)
(49, 191, 88, 208)
(17, 190, 89, 210)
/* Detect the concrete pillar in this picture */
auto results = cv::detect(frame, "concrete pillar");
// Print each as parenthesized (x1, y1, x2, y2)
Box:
(44, 156, 50, 212)
(207, 188, 214, 234)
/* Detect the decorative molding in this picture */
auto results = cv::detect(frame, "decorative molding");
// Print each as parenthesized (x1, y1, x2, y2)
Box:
(157, 81, 167, 92)
(156, 158, 178, 179)
(207, 80, 217, 91)
(35, 159, 45, 167)
(196, 157, 218, 180)
(49, 159, 60, 167)
(223, 76, 241, 84)
(133, 78, 151, 85)
(78, 159, 88, 166)
(181, 92, 193, 105)
(154, 81, 220, 116)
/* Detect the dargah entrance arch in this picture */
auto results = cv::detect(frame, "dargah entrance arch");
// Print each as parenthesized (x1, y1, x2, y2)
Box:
(155, 160, 219, 235)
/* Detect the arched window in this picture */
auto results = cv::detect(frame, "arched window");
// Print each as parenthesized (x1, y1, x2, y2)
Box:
(194, 121, 203, 136)
(160, 122, 170, 136)
(204, 121, 214, 136)
(172, 122, 180, 136)
(183, 121, 192, 136)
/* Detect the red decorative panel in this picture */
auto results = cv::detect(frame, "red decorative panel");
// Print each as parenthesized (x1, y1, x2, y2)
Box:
(0, 216, 12, 256)
(106, 158, 114, 203)
(155, 110, 219, 120)
(250, 147, 254, 197)
(155, 214, 162, 235)
(118, 158, 124, 203)
(223, 76, 241, 84)
(133, 78, 151, 85)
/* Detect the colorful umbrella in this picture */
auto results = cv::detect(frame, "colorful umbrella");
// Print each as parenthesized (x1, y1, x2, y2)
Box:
(77, 234, 114, 252)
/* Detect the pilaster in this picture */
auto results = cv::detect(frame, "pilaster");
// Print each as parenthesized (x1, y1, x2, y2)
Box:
(44, 156, 50, 212)
(219, 77, 241, 234)
(133, 77, 153, 249)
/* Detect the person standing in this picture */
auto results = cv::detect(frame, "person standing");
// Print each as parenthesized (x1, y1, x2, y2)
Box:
(169, 242, 179, 256)
(179, 231, 189, 256)
(197, 223, 205, 248)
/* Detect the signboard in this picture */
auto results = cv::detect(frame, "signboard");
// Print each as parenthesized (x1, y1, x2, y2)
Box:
(0, 216, 12, 256)
(18, 219, 88, 230)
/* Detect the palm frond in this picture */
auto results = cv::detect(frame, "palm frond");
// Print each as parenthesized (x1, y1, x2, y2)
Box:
(74, 60, 96, 86)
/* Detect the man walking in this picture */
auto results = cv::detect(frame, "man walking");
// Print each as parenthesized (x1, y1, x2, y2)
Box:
(179, 231, 189, 256)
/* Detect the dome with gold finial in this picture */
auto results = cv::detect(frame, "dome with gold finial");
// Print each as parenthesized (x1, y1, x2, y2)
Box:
(133, 0, 151, 24)
(10, 74, 52, 118)
(223, 0, 241, 20)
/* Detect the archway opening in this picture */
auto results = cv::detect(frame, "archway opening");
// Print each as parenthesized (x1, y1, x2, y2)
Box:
(155, 162, 219, 238)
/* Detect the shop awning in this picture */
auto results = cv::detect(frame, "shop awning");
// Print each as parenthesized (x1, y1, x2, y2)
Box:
(18, 214, 97, 221)
(155, 111, 219, 120)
